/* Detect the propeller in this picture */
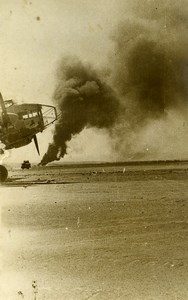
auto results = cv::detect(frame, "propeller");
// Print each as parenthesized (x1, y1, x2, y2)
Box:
(33, 135, 40, 155)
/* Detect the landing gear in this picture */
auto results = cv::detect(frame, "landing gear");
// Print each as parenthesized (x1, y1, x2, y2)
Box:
(0, 165, 8, 182)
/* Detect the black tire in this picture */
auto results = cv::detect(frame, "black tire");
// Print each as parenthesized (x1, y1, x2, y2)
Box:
(0, 165, 8, 182)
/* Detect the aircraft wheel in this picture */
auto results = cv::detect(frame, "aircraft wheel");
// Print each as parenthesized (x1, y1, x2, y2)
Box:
(0, 165, 8, 182)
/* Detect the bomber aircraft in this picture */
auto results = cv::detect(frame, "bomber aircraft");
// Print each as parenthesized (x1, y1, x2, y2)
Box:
(0, 93, 57, 181)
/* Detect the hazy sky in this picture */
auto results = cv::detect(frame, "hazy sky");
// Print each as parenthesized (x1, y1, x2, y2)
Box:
(0, 0, 126, 163)
(0, 0, 126, 101)
(2, 0, 188, 165)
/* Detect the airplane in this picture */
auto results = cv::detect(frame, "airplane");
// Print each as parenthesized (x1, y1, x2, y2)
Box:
(0, 93, 57, 182)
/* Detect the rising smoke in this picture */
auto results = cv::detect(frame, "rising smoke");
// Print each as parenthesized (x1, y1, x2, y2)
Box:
(41, 0, 188, 164)
(40, 58, 121, 165)
(110, 0, 188, 159)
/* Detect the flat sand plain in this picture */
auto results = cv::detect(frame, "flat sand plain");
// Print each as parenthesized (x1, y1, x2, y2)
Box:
(1, 162, 188, 300)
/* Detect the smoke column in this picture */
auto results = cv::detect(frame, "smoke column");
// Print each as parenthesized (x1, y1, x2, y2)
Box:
(40, 58, 120, 165)
(110, 0, 188, 159)
(41, 0, 188, 164)
(112, 1, 188, 118)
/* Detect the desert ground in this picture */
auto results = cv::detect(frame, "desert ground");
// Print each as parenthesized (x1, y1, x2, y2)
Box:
(0, 161, 188, 300)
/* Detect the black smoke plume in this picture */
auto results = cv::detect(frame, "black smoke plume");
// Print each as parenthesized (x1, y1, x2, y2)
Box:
(109, 0, 188, 159)
(111, 17, 188, 122)
(41, 0, 188, 164)
(40, 58, 121, 165)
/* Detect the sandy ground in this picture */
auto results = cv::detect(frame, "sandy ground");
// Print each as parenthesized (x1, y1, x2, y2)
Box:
(0, 162, 188, 300)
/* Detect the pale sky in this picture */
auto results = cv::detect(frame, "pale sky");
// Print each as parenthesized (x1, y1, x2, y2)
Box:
(0, 0, 126, 164)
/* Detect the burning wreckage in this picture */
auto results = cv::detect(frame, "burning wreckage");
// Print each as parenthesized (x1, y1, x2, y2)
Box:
(39, 6, 188, 166)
